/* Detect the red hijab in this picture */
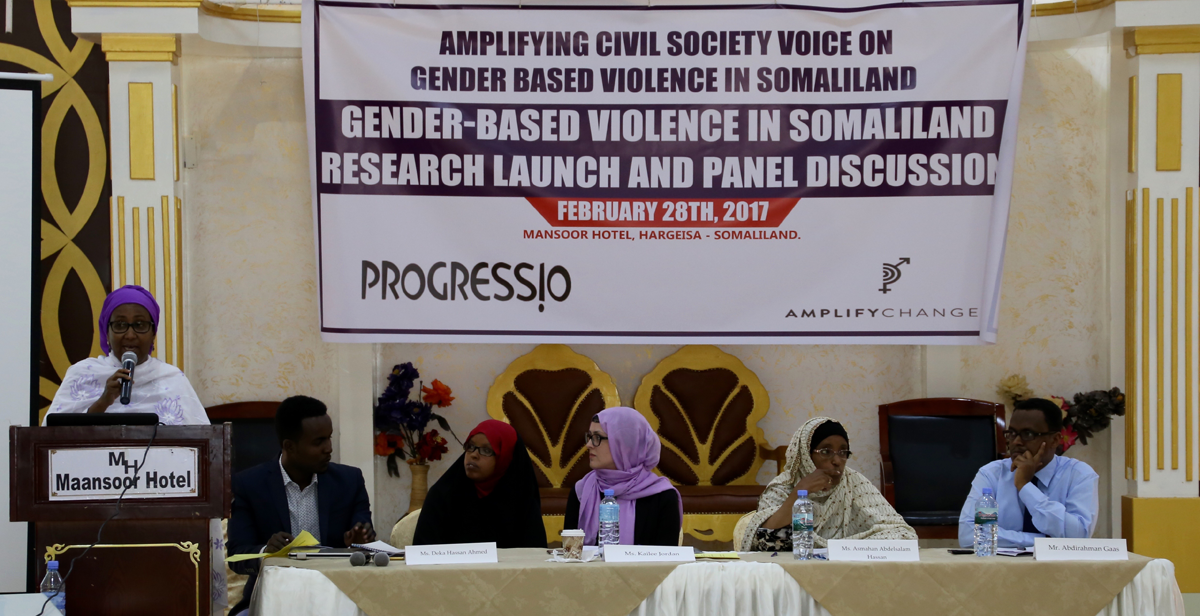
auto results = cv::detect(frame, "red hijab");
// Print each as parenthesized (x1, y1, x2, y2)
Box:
(466, 420, 518, 498)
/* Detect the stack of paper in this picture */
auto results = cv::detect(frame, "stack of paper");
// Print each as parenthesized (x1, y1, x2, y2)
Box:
(227, 531, 320, 562)
(352, 540, 405, 556)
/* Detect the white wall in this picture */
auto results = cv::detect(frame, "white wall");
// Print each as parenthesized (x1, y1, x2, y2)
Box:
(0, 84, 37, 592)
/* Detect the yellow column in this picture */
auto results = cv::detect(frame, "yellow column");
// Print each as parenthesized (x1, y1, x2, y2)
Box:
(103, 34, 185, 369)
(1122, 27, 1200, 593)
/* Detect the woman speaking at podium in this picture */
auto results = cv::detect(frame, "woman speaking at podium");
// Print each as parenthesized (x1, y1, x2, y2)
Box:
(42, 285, 226, 613)
(43, 285, 208, 424)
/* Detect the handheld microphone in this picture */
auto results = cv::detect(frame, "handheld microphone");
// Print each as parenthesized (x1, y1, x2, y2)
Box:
(349, 552, 366, 566)
(373, 552, 390, 567)
(119, 351, 137, 405)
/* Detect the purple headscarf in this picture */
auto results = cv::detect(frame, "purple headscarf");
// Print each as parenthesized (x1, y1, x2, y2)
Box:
(99, 285, 159, 355)
(574, 407, 681, 545)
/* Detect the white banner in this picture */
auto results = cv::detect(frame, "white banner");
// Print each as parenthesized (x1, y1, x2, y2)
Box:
(48, 447, 199, 501)
(303, 0, 1030, 344)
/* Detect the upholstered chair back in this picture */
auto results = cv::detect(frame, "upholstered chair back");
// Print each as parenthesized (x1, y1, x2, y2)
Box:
(487, 344, 620, 489)
(633, 345, 770, 486)
(879, 397, 1005, 538)
(633, 346, 775, 549)
(486, 344, 620, 544)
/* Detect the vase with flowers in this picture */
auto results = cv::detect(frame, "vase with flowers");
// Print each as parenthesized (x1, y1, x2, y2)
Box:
(373, 362, 459, 513)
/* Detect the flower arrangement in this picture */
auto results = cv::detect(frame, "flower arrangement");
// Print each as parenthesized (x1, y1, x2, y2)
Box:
(373, 362, 459, 477)
(997, 374, 1126, 452)
(996, 374, 1034, 403)
(1062, 388, 1126, 446)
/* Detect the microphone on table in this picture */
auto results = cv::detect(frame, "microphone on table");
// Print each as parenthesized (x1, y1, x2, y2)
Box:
(349, 552, 390, 567)
(119, 351, 137, 405)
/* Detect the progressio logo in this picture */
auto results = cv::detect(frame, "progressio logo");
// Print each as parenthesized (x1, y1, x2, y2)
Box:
(362, 260, 571, 312)
(879, 257, 910, 294)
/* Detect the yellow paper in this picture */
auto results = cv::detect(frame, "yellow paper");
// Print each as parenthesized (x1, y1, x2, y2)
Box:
(696, 551, 740, 559)
(225, 530, 320, 562)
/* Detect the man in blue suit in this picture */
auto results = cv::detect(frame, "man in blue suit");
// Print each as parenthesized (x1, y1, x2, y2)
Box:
(228, 395, 375, 614)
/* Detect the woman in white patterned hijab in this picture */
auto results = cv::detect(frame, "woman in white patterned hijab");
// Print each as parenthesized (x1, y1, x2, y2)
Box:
(44, 285, 207, 425)
(737, 416, 915, 551)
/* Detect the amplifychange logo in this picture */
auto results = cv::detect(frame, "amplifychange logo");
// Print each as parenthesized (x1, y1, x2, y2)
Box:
(784, 306, 979, 318)
(362, 260, 571, 312)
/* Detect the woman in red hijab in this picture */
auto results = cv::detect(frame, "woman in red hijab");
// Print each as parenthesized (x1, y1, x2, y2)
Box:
(412, 419, 547, 547)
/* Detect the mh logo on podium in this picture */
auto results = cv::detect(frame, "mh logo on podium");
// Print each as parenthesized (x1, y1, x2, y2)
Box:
(108, 450, 140, 474)
(879, 258, 910, 294)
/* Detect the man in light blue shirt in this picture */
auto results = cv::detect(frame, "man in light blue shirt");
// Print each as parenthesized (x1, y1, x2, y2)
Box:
(958, 398, 1099, 548)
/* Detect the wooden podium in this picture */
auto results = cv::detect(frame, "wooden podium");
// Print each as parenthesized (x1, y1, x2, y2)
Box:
(10, 425, 231, 615)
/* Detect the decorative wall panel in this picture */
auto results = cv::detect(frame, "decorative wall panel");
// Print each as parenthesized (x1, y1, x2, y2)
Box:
(0, 0, 112, 423)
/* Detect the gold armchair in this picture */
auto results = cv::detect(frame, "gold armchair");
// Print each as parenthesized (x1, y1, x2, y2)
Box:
(486, 344, 620, 543)
(633, 345, 774, 548)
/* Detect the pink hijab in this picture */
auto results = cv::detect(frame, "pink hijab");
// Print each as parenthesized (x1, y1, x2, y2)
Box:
(574, 407, 680, 545)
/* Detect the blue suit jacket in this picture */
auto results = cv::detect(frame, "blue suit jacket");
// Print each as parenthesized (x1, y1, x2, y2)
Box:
(228, 459, 372, 613)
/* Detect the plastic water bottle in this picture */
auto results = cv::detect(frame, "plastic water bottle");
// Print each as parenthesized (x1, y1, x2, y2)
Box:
(40, 560, 65, 614)
(792, 490, 814, 560)
(973, 487, 998, 557)
(598, 489, 620, 548)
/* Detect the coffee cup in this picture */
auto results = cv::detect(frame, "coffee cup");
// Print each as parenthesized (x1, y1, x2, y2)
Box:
(560, 529, 585, 560)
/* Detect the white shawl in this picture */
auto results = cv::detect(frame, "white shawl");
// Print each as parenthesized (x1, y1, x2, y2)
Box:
(44, 354, 209, 426)
(738, 416, 916, 550)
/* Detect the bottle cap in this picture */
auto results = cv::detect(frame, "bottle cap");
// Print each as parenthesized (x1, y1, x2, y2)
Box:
(981, 488, 993, 495)
(797, 490, 807, 497)
(47, 561, 58, 570)
(603, 489, 614, 497)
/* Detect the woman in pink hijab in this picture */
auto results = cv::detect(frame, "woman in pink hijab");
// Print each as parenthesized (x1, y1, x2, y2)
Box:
(564, 407, 682, 546)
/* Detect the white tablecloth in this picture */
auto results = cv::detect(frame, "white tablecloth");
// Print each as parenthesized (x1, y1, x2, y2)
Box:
(0, 593, 64, 616)
(254, 558, 1185, 616)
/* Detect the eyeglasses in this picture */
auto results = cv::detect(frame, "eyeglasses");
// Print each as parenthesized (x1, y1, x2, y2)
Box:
(464, 443, 495, 457)
(1003, 429, 1055, 442)
(811, 448, 853, 460)
(584, 432, 609, 447)
(109, 321, 153, 334)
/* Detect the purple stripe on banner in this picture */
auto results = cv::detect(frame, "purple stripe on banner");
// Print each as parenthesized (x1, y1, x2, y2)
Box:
(315, 99, 1008, 199)
(316, 1, 1022, 14)
(320, 326, 982, 337)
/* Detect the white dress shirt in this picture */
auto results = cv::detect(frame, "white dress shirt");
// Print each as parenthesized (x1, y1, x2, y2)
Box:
(958, 455, 1099, 548)
(279, 456, 321, 543)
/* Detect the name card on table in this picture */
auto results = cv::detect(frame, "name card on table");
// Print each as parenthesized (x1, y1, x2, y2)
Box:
(827, 540, 920, 562)
(603, 545, 695, 563)
(405, 542, 497, 565)
(1034, 538, 1128, 561)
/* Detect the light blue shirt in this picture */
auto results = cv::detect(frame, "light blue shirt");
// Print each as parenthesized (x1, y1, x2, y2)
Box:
(957, 455, 1099, 548)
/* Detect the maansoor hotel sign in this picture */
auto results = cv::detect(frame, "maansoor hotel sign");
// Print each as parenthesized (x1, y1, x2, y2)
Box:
(48, 447, 200, 501)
